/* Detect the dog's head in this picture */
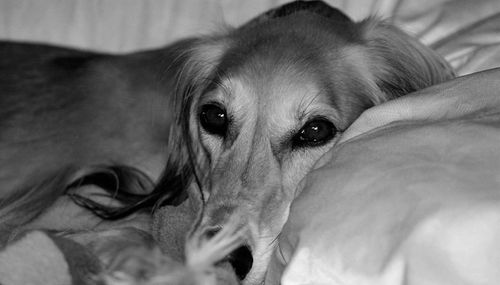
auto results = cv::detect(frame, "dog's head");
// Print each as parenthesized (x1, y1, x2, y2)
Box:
(173, 1, 454, 283)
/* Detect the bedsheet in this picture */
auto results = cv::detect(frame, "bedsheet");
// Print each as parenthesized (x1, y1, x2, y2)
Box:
(267, 68, 500, 285)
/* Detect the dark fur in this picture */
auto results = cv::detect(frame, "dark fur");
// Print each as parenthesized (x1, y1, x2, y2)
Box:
(0, 41, 195, 244)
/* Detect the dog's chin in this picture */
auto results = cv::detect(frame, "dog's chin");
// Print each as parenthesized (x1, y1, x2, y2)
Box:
(219, 243, 271, 285)
(239, 247, 276, 285)
(225, 244, 253, 280)
(241, 266, 268, 285)
(214, 261, 243, 285)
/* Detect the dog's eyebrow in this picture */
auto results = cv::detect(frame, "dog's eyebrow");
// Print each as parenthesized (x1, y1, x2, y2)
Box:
(201, 73, 232, 99)
(296, 90, 324, 122)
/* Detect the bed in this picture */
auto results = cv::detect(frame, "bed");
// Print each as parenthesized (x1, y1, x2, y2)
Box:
(1, 0, 500, 284)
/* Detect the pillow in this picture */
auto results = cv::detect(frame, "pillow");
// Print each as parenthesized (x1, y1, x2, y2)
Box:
(266, 68, 500, 285)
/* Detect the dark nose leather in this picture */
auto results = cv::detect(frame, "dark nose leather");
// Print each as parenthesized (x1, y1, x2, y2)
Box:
(202, 228, 253, 280)
(226, 245, 253, 280)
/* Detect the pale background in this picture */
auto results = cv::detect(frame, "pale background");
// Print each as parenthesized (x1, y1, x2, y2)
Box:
(1, 0, 500, 74)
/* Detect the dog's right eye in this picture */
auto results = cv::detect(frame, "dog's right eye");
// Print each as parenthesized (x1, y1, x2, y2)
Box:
(199, 103, 228, 137)
(293, 118, 336, 148)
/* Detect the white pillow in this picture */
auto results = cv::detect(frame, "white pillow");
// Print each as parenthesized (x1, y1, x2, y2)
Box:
(266, 68, 500, 285)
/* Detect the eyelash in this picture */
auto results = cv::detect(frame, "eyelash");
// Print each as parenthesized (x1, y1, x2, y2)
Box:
(291, 117, 337, 148)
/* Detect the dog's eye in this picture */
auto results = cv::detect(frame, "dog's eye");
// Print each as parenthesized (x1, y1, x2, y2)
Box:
(199, 103, 228, 136)
(293, 118, 336, 147)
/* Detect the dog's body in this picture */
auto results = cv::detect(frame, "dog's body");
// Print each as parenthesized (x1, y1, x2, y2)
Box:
(0, 1, 454, 284)
(0, 43, 167, 189)
(0, 42, 187, 242)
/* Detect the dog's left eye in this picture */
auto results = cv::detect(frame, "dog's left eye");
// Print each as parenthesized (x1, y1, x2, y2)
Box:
(293, 118, 336, 147)
(199, 103, 228, 137)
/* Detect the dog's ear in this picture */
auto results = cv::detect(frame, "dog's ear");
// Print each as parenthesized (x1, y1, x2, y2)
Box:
(358, 19, 455, 101)
(159, 36, 229, 125)
(162, 37, 228, 94)
(155, 36, 229, 196)
(167, 37, 229, 125)
(242, 0, 353, 29)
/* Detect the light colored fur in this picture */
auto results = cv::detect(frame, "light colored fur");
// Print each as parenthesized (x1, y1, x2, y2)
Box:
(179, 12, 454, 285)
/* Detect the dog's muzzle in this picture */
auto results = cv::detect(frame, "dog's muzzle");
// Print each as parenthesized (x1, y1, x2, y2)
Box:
(205, 228, 254, 280)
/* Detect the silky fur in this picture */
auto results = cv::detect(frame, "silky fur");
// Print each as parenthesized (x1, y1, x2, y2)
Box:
(175, 2, 454, 284)
(0, 1, 454, 284)
(0, 42, 190, 244)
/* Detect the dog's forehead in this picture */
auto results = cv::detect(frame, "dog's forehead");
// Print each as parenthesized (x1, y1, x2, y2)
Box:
(223, 66, 330, 137)
(198, 13, 365, 139)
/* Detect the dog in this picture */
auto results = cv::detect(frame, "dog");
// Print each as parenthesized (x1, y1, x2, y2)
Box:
(171, 1, 455, 284)
(0, 1, 454, 284)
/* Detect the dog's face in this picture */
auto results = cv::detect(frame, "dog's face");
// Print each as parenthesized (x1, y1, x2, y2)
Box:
(178, 1, 453, 283)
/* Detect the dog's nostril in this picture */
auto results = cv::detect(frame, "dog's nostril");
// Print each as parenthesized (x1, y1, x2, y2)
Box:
(205, 228, 220, 239)
(201, 228, 252, 280)
(226, 245, 253, 280)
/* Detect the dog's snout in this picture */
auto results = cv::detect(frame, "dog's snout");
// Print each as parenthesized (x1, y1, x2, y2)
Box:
(227, 245, 253, 280)
(199, 227, 253, 280)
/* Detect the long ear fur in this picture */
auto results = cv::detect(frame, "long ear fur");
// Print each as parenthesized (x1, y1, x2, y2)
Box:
(359, 18, 455, 101)
(147, 36, 230, 212)
(73, 37, 230, 219)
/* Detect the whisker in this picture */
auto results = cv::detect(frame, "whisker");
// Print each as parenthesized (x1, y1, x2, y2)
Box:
(186, 217, 248, 269)
(267, 232, 281, 247)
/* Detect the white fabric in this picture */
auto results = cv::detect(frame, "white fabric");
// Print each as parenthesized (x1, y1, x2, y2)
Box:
(268, 68, 500, 285)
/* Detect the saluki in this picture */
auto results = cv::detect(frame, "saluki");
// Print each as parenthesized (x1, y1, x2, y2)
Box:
(0, 1, 454, 284)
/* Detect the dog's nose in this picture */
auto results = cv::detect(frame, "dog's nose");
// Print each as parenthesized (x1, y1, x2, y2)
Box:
(201, 228, 253, 280)
(226, 245, 253, 280)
